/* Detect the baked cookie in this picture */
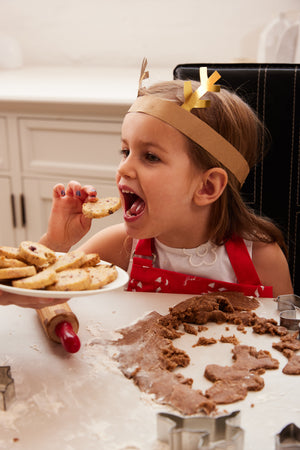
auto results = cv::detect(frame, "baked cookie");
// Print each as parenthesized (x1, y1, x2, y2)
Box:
(12, 267, 57, 290)
(82, 197, 121, 219)
(80, 253, 101, 268)
(85, 264, 118, 290)
(0, 256, 28, 268)
(0, 266, 36, 280)
(0, 246, 22, 260)
(19, 241, 57, 267)
(47, 268, 90, 291)
(51, 250, 86, 272)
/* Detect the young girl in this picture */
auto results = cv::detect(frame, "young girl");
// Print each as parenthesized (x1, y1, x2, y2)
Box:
(40, 64, 293, 298)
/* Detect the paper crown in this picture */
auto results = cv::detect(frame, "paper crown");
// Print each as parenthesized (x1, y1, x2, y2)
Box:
(128, 59, 250, 186)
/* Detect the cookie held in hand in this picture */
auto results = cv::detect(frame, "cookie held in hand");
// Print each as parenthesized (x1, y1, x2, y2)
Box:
(82, 197, 121, 219)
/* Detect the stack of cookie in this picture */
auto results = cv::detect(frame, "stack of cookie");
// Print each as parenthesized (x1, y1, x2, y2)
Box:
(0, 241, 117, 291)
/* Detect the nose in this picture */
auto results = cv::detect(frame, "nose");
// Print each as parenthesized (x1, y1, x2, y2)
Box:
(117, 154, 136, 179)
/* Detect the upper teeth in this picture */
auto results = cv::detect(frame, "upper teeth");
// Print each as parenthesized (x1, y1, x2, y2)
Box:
(122, 189, 134, 194)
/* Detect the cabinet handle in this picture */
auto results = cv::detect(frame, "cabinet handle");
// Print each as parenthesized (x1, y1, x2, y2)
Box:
(20, 194, 26, 227)
(10, 194, 16, 228)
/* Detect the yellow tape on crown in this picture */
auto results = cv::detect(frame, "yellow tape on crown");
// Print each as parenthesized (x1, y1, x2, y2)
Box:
(182, 80, 210, 110)
(181, 68, 221, 112)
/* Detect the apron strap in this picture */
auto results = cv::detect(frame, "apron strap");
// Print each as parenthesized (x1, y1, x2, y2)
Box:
(225, 236, 261, 285)
(132, 239, 155, 268)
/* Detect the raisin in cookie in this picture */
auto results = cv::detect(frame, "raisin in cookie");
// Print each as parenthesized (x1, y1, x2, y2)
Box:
(82, 197, 121, 219)
(19, 241, 56, 267)
(12, 267, 57, 289)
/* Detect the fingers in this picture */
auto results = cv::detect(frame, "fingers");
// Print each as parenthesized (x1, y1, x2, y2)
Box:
(0, 289, 9, 306)
(65, 180, 83, 199)
(54, 181, 98, 203)
(53, 183, 66, 199)
(82, 185, 98, 202)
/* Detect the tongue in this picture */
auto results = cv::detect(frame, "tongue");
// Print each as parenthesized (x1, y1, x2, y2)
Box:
(129, 198, 145, 216)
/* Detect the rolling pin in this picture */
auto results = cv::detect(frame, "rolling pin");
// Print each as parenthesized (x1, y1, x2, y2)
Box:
(36, 303, 81, 353)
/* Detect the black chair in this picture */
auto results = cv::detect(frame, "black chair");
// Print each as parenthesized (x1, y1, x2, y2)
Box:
(174, 63, 300, 293)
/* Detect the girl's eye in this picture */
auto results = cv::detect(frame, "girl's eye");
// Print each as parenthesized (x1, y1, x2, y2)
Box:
(119, 149, 160, 163)
(120, 149, 129, 158)
(145, 152, 160, 162)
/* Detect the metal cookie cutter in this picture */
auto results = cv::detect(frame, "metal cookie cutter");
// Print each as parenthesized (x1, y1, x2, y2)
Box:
(276, 295, 300, 337)
(157, 410, 244, 450)
(0, 366, 15, 411)
(275, 423, 300, 449)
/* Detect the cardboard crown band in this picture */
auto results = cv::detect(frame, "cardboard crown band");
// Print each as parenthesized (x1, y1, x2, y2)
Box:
(128, 95, 250, 186)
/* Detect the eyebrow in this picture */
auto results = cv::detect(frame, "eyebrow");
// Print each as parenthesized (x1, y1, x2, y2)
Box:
(121, 138, 167, 153)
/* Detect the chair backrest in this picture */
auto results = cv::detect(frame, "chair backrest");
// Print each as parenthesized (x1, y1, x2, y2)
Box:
(174, 63, 300, 293)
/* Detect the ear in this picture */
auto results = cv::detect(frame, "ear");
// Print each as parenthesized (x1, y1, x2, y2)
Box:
(193, 168, 228, 206)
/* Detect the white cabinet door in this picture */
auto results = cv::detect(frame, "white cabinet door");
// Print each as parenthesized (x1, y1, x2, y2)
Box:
(22, 177, 122, 248)
(0, 117, 9, 170)
(0, 177, 17, 246)
(19, 118, 122, 179)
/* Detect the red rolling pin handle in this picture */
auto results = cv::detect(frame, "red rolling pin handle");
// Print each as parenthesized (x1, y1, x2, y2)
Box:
(55, 321, 81, 353)
(36, 303, 81, 354)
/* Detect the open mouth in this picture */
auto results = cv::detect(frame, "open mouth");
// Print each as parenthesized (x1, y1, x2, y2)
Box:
(121, 189, 145, 218)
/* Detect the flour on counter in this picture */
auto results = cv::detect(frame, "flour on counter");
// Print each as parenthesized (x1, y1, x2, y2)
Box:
(0, 401, 28, 431)
(30, 344, 41, 352)
(31, 384, 64, 415)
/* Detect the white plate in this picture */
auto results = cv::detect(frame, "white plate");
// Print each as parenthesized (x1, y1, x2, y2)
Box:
(0, 263, 129, 299)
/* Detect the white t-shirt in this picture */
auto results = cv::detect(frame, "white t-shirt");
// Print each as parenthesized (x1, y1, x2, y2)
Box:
(129, 238, 253, 283)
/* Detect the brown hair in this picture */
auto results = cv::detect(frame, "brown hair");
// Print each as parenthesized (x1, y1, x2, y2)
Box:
(139, 80, 287, 252)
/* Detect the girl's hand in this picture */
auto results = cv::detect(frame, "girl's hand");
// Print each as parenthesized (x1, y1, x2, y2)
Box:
(0, 290, 69, 309)
(40, 180, 98, 252)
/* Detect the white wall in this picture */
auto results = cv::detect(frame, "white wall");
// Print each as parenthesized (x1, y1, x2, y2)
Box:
(0, 0, 299, 71)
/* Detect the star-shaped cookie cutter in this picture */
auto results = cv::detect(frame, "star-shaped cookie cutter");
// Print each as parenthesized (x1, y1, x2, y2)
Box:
(0, 366, 15, 411)
(275, 423, 300, 449)
(157, 410, 244, 449)
(276, 294, 300, 338)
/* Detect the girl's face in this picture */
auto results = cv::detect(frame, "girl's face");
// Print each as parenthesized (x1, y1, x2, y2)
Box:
(116, 112, 204, 247)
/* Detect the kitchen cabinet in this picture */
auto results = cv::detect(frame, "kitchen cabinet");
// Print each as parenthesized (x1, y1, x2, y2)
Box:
(0, 177, 17, 245)
(0, 115, 18, 246)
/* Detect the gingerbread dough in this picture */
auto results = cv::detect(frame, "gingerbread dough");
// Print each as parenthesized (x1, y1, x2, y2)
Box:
(112, 292, 299, 415)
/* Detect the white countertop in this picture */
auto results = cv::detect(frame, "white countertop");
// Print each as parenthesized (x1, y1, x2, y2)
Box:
(0, 290, 299, 450)
(0, 66, 172, 106)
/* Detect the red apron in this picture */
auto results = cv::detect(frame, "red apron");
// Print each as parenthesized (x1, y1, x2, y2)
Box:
(127, 236, 273, 298)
